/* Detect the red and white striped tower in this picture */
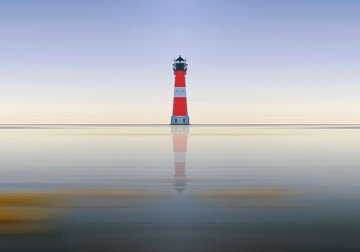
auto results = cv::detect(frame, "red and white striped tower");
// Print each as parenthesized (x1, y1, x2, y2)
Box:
(171, 55, 190, 125)
(172, 126, 189, 193)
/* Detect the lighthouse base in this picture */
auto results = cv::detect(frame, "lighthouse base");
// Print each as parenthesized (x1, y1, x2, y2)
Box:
(171, 116, 190, 125)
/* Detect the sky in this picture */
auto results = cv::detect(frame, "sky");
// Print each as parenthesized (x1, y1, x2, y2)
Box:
(0, 0, 359, 124)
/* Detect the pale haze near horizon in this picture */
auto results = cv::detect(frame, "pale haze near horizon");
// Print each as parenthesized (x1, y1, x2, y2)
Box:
(1, 0, 359, 124)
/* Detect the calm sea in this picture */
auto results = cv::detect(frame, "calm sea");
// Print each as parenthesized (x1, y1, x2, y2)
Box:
(0, 125, 359, 252)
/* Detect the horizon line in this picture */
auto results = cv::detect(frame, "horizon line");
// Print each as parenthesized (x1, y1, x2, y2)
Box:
(1, 123, 360, 126)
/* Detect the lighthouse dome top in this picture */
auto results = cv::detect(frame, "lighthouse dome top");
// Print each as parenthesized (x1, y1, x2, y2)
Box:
(176, 56, 185, 61)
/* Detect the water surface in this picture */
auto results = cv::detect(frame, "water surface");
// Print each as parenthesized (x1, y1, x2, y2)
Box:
(0, 125, 359, 252)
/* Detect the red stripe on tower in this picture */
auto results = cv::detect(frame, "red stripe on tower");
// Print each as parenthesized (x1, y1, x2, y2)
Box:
(171, 55, 190, 125)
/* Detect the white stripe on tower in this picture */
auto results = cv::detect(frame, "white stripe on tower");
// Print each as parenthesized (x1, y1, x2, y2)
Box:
(174, 87, 187, 97)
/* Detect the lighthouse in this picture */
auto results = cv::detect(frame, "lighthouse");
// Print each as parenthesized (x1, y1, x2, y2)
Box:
(171, 56, 190, 125)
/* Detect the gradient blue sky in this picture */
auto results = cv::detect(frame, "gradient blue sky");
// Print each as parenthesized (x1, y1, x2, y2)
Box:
(1, 0, 359, 124)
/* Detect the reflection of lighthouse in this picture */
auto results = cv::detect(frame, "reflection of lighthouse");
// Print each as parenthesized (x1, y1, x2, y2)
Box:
(172, 126, 189, 193)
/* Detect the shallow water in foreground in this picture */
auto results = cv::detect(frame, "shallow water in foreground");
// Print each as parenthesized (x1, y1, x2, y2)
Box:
(0, 125, 359, 252)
